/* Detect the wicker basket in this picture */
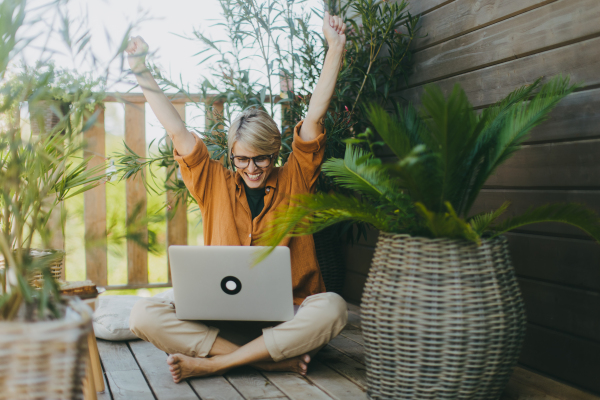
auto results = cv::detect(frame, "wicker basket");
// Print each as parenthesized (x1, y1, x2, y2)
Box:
(0, 298, 92, 400)
(0, 249, 64, 285)
(29, 100, 63, 136)
(361, 233, 526, 400)
(313, 225, 345, 294)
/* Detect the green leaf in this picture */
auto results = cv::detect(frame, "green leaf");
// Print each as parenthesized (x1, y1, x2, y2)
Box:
(468, 201, 510, 235)
(415, 202, 481, 244)
(322, 144, 389, 200)
(491, 203, 600, 242)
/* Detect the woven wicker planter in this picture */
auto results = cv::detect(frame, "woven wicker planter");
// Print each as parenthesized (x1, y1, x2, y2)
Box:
(361, 233, 526, 400)
(0, 299, 92, 400)
(28, 100, 69, 136)
(0, 249, 64, 285)
(314, 225, 345, 294)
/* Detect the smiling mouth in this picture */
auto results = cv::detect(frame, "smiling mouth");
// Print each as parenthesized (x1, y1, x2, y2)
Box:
(245, 171, 263, 182)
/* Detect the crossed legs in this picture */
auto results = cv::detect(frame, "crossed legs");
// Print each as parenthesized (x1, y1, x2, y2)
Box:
(130, 292, 348, 382)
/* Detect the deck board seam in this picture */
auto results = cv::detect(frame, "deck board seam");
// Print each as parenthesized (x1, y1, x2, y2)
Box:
(126, 341, 159, 400)
(99, 357, 114, 400)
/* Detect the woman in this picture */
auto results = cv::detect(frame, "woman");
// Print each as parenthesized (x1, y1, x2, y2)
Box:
(127, 12, 347, 383)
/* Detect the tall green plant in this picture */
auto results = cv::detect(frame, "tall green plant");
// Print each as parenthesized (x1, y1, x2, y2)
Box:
(0, 0, 135, 321)
(257, 76, 600, 257)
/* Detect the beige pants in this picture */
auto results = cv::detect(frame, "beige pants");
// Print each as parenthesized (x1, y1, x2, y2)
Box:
(129, 292, 348, 362)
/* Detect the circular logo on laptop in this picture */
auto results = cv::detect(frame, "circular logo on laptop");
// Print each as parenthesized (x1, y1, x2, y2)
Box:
(221, 276, 242, 295)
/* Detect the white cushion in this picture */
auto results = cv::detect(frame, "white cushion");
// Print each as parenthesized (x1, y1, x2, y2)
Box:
(93, 289, 174, 341)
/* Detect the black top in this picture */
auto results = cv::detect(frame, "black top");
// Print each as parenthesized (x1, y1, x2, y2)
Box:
(243, 182, 266, 220)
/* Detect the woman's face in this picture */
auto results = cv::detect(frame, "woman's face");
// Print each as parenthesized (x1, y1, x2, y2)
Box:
(231, 141, 275, 190)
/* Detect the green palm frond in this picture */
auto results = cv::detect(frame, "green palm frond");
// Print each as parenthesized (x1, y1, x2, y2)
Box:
(255, 193, 397, 264)
(490, 203, 600, 242)
(366, 103, 411, 159)
(463, 76, 578, 214)
(468, 201, 510, 235)
(322, 144, 390, 200)
(415, 201, 480, 244)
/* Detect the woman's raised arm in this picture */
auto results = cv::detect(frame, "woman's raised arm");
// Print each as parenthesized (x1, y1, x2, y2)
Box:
(300, 12, 346, 142)
(126, 36, 196, 156)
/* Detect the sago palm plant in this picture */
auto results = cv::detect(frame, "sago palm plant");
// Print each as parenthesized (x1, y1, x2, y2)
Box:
(258, 75, 600, 254)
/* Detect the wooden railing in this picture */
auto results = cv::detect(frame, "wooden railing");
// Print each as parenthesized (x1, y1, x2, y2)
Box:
(80, 93, 224, 290)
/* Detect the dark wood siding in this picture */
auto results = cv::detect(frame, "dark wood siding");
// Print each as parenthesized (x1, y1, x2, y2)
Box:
(342, 0, 600, 394)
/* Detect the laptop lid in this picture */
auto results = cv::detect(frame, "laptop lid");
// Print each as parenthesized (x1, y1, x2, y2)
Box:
(168, 246, 294, 321)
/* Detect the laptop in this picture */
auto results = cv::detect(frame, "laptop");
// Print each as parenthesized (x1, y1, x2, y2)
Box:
(168, 246, 295, 321)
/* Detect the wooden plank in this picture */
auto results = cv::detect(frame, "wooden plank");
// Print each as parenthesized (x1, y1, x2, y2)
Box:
(128, 340, 199, 400)
(125, 102, 148, 285)
(408, 0, 600, 86)
(315, 346, 367, 389)
(188, 376, 245, 400)
(519, 323, 600, 394)
(526, 88, 600, 144)
(84, 107, 108, 286)
(342, 271, 367, 306)
(97, 367, 112, 400)
(263, 372, 333, 400)
(471, 190, 600, 238)
(104, 93, 281, 105)
(327, 336, 365, 365)
(400, 36, 600, 108)
(167, 103, 188, 282)
(502, 366, 600, 400)
(225, 366, 288, 399)
(96, 340, 154, 400)
(413, 0, 555, 50)
(484, 140, 600, 188)
(104, 282, 173, 291)
(506, 233, 600, 291)
(340, 328, 364, 347)
(305, 360, 368, 400)
(408, 0, 455, 16)
(518, 278, 600, 342)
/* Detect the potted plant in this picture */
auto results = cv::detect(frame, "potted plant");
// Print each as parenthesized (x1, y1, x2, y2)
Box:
(0, 108, 107, 398)
(258, 76, 600, 399)
(0, 1, 123, 397)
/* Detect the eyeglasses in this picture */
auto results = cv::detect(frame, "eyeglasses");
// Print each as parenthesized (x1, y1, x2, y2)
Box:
(230, 153, 275, 169)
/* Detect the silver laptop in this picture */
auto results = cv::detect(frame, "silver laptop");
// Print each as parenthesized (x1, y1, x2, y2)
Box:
(168, 246, 294, 321)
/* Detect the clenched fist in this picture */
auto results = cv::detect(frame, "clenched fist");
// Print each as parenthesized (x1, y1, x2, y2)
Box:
(323, 11, 346, 49)
(125, 36, 149, 73)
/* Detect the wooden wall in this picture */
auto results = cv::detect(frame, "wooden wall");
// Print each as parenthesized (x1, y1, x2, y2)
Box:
(342, 0, 600, 394)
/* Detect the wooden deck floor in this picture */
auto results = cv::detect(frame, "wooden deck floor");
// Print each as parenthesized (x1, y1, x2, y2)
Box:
(95, 303, 599, 400)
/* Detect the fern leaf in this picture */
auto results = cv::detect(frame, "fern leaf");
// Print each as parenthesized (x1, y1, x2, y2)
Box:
(322, 144, 391, 200)
(254, 193, 396, 264)
(490, 203, 600, 242)
(468, 201, 510, 235)
(415, 202, 481, 244)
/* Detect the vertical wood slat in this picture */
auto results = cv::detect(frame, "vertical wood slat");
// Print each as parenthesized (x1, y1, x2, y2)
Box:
(205, 101, 225, 164)
(125, 102, 148, 285)
(167, 104, 188, 282)
(84, 107, 108, 286)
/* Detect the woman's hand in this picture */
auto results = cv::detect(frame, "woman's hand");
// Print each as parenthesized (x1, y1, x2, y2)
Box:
(126, 36, 149, 73)
(322, 11, 346, 50)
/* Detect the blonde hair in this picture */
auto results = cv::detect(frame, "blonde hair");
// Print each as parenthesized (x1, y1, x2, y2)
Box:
(227, 108, 281, 160)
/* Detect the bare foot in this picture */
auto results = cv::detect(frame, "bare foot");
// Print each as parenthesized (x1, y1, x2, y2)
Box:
(167, 353, 227, 383)
(254, 354, 311, 375)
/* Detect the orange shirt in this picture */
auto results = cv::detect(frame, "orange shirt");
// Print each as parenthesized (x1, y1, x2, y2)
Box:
(174, 121, 327, 305)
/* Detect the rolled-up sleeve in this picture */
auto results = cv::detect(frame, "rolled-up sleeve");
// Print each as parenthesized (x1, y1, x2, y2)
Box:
(284, 120, 326, 191)
(173, 134, 212, 206)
